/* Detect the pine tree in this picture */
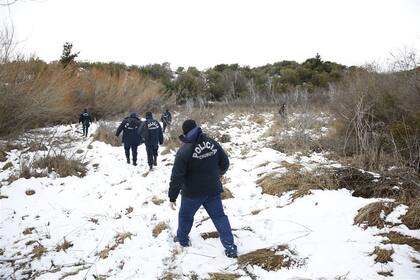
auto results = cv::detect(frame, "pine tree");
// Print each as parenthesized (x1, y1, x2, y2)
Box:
(60, 42, 79, 67)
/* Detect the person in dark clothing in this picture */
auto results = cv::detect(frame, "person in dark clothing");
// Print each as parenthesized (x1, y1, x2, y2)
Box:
(138, 112, 163, 170)
(160, 109, 172, 132)
(279, 103, 286, 117)
(168, 119, 237, 258)
(79, 108, 92, 137)
(115, 112, 142, 166)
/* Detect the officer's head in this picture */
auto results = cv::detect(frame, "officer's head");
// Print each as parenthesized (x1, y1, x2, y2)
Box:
(129, 112, 138, 118)
(84, 108, 88, 112)
(182, 119, 197, 135)
(145, 112, 153, 119)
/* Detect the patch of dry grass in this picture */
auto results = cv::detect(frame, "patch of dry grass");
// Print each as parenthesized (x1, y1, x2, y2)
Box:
(379, 231, 420, 252)
(238, 245, 305, 271)
(55, 238, 74, 253)
(2, 161, 13, 170)
(257, 169, 338, 201)
(33, 155, 87, 177)
(31, 243, 47, 259)
(97, 232, 133, 259)
(401, 200, 420, 230)
(0, 150, 7, 162)
(369, 246, 394, 263)
(152, 196, 165, 205)
(221, 187, 233, 200)
(23, 227, 35, 235)
(354, 201, 396, 229)
(207, 272, 240, 280)
(377, 271, 393, 277)
(93, 122, 121, 146)
(153, 222, 169, 238)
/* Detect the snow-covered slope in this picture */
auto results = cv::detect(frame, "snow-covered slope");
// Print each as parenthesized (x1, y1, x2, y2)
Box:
(0, 113, 419, 280)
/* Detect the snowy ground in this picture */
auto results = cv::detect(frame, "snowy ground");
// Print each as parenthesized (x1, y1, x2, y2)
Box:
(1, 113, 419, 279)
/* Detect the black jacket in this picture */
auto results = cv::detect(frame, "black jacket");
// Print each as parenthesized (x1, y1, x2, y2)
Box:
(79, 112, 92, 126)
(168, 127, 229, 202)
(139, 117, 163, 146)
(161, 111, 172, 124)
(116, 116, 142, 145)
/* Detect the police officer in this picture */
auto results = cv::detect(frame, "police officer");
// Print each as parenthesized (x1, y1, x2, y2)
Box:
(139, 112, 163, 170)
(116, 112, 142, 166)
(79, 108, 92, 137)
(168, 119, 238, 258)
(160, 108, 172, 132)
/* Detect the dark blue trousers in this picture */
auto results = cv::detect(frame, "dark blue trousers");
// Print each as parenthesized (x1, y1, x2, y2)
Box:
(124, 142, 138, 163)
(177, 194, 237, 253)
(145, 144, 158, 166)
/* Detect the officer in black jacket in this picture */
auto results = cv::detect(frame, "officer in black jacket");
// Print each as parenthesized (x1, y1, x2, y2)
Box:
(168, 119, 237, 258)
(139, 112, 163, 170)
(79, 108, 92, 137)
(160, 109, 172, 132)
(115, 112, 142, 166)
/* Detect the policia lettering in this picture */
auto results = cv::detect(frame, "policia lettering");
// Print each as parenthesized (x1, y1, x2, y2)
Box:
(193, 141, 218, 160)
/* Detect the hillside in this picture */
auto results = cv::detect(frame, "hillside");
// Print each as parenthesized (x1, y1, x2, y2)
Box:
(0, 110, 419, 280)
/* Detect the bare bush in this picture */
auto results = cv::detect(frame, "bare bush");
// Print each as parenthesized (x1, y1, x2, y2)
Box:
(93, 122, 121, 146)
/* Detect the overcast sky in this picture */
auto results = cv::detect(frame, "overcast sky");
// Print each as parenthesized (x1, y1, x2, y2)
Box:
(1, 0, 419, 69)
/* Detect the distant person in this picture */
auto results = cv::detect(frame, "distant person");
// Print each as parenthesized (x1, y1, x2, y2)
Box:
(160, 108, 172, 132)
(278, 103, 286, 117)
(139, 112, 163, 170)
(168, 119, 237, 258)
(79, 108, 92, 137)
(115, 112, 142, 166)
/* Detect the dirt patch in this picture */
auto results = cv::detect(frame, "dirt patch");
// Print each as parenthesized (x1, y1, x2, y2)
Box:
(369, 246, 394, 263)
(379, 231, 420, 252)
(401, 200, 420, 230)
(153, 222, 169, 238)
(238, 245, 306, 271)
(354, 201, 396, 229)
(25, 189, 36, 196)
(257, 169, 337, 201)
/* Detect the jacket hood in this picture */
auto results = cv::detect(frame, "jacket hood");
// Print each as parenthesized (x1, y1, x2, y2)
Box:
(179, 127, 202, 143)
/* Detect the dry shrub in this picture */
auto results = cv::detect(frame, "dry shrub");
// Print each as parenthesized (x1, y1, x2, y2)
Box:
(402, 201, 420, 230)
(221, 187, 233, 200)
(93, 122, 121, 146)
(33, 155, 87, 177)
(55, 238, 74, 252)
(0, 60, 163, 136)
(354, 201, 395, 229)
(207, 272, 240, 280)
(379, 231, 420, 252)
(238, 245, 305, 271)
(97, 232, 132, 259)
(31, 243, 47, 260)
(369, 246, 394, 263)
(153, 222, 169, 237)
(257, 169, 337, 200)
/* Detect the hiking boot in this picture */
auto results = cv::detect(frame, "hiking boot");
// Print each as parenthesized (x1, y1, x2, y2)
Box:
(133, 161, 137, 166)
(153, 158, 157, 166)
(174, 236, 191, 247)
(126, 159, 130, 164)
(225, 244, 238, 258)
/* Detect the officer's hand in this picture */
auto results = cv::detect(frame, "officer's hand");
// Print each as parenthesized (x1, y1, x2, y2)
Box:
(170, 201, 176, 210)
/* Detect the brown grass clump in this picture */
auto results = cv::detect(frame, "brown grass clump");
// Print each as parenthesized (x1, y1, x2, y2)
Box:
(354, 201, 395, 229)
(55, 238, 74, 252)
(31, 244, 47, 259)
(125, 206, 134, 215)
(97, 232, 133, 259)
(401, 201, 420, 230)
(377, 271, 393, 277)
(207, 272, 240, 280)
(369, 246, 394, 263)
(221, 187, 234, 200)
(257, 169, 337, 201)
(23, 227, 35, 235)
(280, 161, 304, 172)
(25, 189, 36, 196)
(153, 222, 169, 238)
(33, 155, 87, 177)
(201, 231, 220, 240)
(93, 122, 121, 146)
(0, 150, 7, 162)
(26, 141, 48, 152)
(152, 196, 165, 205)
(379, 231, 420, 252)
(238, 245, 305, 271)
